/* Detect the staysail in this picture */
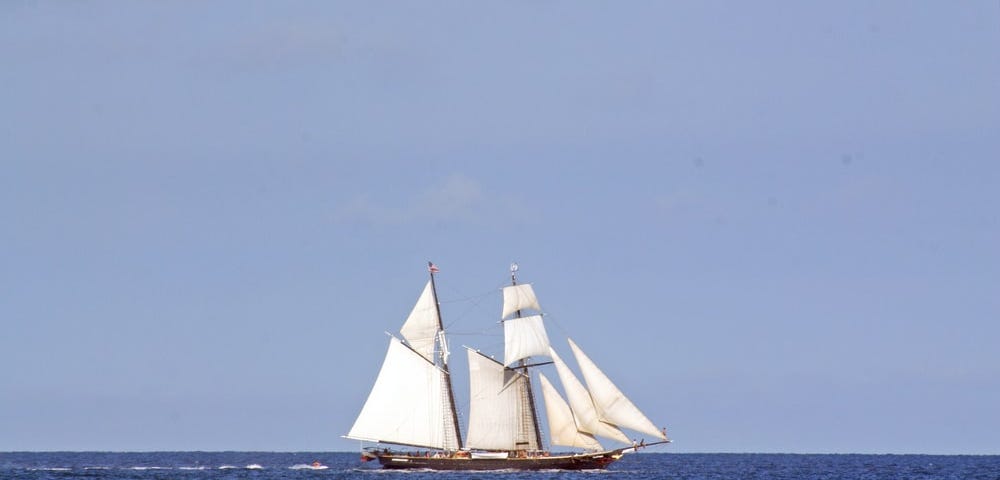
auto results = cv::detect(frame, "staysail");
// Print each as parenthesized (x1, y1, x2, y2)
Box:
(465, 349, 538, 451)
(538, 373, 603, 451)
(346, 337, 459, 450)
(568, 338, 667, 440)
(548, 347, 632, 444)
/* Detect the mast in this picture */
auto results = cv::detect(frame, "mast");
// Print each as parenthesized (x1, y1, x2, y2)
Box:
(429, 261, 463, 449)
(510, 263, 544, 451)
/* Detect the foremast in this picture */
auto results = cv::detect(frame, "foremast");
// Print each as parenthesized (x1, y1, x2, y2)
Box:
(497, 264, 670, 454)
(509, 263, 544, 451)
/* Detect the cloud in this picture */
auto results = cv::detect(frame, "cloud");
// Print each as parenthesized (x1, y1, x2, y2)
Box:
(654, 188, 699, 214)
(335, 173, 511, 228)
(231, 20, 348, 69)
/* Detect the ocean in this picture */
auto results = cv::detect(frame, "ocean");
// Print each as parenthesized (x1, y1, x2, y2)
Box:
(2, 452, 999, 480)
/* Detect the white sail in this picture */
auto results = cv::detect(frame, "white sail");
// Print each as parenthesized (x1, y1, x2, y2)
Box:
(347, 337, 458, 450)
(549, 348, 632, 444)
(538, 373, 603, 451)
(501, 284, 541, 319)
(399, 281, 439, 362)
(568, 338, 666, 440)
(503, 314, 551, 366)
(465, 349, 535, 451)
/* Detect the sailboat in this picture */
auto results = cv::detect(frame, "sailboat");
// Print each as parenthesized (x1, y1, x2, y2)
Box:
(344, 262, 670, 470)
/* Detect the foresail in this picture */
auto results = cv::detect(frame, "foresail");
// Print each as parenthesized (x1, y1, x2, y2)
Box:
(538, 373, 603, 451)
(549, 348, 632, 444)
(466, 349, 536, 451)
(501, 284, 541, 319)
(347, 337, 458, 450)
(568, 338, 667, 440)
(503, 314, 551, 366)
(399, 280, 439, 362)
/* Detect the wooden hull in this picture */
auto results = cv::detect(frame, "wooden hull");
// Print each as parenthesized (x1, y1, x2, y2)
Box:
(370, 449, 626, 470)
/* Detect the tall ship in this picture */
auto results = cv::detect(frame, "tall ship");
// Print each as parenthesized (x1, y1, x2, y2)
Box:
(344, 262, 670, 470)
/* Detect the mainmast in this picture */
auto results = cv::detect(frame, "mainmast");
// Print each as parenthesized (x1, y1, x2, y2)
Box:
(429, 261, 463, 450)
(509, 263, 545, 451)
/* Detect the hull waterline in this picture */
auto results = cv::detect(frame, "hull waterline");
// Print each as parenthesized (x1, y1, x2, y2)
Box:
(371, 449, 626, 470)
(361, 442, 670, 471)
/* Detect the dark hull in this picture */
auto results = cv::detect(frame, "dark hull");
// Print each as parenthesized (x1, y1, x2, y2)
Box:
(372, 450, 626, 470)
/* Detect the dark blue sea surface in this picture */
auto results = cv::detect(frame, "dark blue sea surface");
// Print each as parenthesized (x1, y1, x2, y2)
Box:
(2, 452, 999, 480)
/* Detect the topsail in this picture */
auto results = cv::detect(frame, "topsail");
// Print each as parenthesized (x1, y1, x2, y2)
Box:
(503, 314, 551, 366)
(501, 284, 542, 319)
(399, 281, 438, 362)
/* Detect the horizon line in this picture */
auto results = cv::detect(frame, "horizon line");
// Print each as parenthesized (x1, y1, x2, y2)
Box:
(3, 450, 997, 456)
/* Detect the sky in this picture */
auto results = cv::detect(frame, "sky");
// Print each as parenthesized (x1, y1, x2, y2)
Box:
(1, 1, 998, 454)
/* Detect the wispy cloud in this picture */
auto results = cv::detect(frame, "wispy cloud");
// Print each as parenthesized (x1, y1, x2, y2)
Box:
(654, 188, 700, 214)
(231, 20, 348, 69)
(335, 173, 528, 228)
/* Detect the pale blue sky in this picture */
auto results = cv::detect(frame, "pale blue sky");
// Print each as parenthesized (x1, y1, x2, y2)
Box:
(2, 2, 998, 454)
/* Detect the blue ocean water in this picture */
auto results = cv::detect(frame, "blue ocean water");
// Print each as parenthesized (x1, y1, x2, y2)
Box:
(2, 452, 999, 480)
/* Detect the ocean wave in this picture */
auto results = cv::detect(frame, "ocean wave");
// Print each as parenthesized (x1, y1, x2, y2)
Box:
(290, 463, 329, 470)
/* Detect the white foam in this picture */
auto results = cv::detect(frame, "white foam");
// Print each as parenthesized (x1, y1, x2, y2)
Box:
(179, 466, 207, 470)
(290, 463, 329, 470)
(219, 465, 238, 469)
(245, 464, 264, 469)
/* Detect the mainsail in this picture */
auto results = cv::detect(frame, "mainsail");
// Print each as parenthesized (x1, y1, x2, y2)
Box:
(568, 338, 667, 440)
(346, 337, 459, 450)
(346, 263, 462, 451)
